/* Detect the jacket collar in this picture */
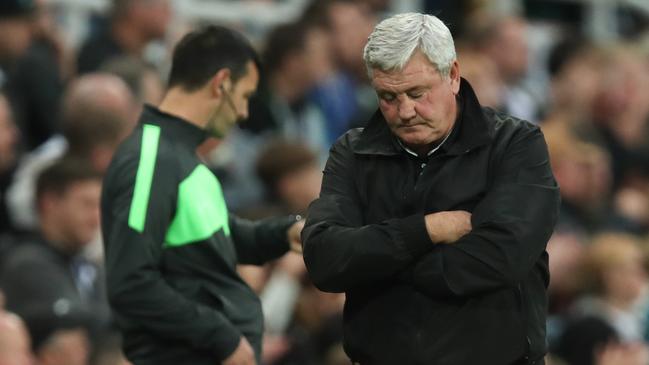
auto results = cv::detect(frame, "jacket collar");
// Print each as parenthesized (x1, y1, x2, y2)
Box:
(138, 104, 208, 148)
(352, 78, 493, 156)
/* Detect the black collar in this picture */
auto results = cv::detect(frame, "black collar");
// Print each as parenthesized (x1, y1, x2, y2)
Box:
(352, 78, 493, 157)
(138, 105, 208, 148)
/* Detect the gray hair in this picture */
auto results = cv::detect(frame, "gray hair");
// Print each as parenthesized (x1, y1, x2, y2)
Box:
(363, 13, 456, 78)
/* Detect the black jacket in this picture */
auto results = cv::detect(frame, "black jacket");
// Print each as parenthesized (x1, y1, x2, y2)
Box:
(303, 79, 559, 365)
(102, 106, 295, 364)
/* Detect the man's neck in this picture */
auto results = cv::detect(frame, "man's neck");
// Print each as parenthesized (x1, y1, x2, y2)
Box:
(157, 89, 212, 130)
(403, 128, 453, 158)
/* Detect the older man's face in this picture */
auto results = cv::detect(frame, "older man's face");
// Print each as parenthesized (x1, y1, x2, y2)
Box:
(372, 51, 460, 154)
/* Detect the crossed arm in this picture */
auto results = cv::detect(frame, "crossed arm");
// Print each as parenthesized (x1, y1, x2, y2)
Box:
(302, 126, 559, 296)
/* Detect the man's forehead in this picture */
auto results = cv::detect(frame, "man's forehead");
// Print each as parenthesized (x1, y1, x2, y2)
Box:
(372, 66, 436, 91)
(389, 53, 437, 71)
(371, 53, 439, 88)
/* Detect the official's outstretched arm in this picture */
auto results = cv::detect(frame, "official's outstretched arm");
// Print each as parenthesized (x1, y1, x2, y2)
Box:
(229, 214, 296, 265)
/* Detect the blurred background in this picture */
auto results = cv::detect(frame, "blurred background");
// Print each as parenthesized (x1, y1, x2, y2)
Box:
(0, 0, 648, 364)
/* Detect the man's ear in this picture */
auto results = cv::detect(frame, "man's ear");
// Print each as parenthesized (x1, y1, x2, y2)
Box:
(209, 69, 231, 97)
(449, 60, 460, 95)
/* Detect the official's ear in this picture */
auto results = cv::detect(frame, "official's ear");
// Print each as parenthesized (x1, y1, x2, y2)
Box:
(209, 68, 231, 97)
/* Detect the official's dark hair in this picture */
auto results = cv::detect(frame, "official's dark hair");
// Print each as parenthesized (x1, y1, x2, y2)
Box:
(167, 25, 260, 91)
(36, 157, 102, 205)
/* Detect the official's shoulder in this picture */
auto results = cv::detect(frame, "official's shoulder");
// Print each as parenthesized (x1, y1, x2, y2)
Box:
(104, 126, 179, 188)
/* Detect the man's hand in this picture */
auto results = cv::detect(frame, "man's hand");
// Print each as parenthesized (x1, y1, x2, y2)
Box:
(286, 219, 305, 254)
(424, 211, 472, 244)
(222, 337, 256, 365)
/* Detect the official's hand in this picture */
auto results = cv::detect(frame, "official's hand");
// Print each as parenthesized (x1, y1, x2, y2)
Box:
(424, 210, 472, 244)
(286, 219, 305, 254)
(222, 337, 256, 365)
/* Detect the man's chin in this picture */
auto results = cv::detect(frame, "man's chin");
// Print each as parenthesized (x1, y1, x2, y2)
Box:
(208, 129, 226, 139)
(208, 125, 233, 139)
(398, 132, 433, 147)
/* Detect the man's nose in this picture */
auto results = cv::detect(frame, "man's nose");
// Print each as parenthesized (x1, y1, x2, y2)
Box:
(239, 101, 249, 120)
(239, 108, 248, 121)
(397, 97, 416, 121)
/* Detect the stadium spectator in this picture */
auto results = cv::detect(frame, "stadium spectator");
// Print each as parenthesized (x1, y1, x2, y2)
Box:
(0, 158, 111, 333)
(99, 56, 164, 107)
(6, 73, 136, 231)
(0, 0, 36, 88)
(6, 0, 68, 150)
(77, 0, 171, 74)
(473, 16, 542, 122)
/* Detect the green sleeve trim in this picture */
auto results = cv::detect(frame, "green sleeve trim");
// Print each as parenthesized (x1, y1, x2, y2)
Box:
(128, 124, 161, 232)
(165, 164, 230, 247)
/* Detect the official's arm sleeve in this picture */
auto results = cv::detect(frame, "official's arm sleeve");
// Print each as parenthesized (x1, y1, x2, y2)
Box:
(411, 125, 560, 298)
(229, 214, 294, 265)
(102, 151, 241, 361)
(302, 134, 432, 293)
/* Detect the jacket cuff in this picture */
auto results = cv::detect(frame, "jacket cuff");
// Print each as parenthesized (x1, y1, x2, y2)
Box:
(213, 329, 243, 362)
(273, 215, 301, 251)
(393, 214, 432, 260)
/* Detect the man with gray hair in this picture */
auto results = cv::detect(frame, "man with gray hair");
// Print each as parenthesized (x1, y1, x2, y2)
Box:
(302, 13, 559, 365)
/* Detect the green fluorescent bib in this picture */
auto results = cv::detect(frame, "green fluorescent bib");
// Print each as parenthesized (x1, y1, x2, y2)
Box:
(165, 164, 230, 247)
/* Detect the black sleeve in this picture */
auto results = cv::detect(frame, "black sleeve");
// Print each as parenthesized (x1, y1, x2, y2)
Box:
(302, 135, 432, 293)
(102, 150, 241, 361)
(411, 126, 560, 298)
(229, 214, 294, 265)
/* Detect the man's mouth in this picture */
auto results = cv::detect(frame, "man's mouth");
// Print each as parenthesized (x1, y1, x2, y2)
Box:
(399, 123, 423, 129)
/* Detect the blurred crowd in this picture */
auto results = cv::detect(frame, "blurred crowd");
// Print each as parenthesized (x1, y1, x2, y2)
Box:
(0, 0, 648, 365)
